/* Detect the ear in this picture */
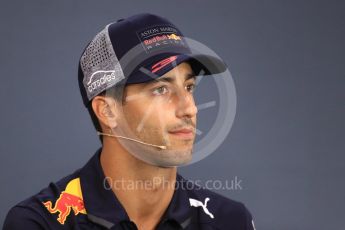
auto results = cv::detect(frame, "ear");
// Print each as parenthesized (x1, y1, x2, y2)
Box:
(91, 95, 119, 129)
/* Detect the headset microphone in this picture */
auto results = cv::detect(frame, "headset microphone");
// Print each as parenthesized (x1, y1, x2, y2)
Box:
(96, 131, 167, 150)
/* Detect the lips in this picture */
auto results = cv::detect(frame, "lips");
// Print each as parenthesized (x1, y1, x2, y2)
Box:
(168, 128, 195, 139)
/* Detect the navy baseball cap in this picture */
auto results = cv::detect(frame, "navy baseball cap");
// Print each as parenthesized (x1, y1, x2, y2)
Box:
(78, 13, 227, 107)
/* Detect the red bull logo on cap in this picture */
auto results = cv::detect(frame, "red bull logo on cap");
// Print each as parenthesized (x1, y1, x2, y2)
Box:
(137, 24, 187, 54)
(43, 178, 87, 224)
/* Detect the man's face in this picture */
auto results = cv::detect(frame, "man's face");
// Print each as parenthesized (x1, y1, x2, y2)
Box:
(115, 62, 198, 166)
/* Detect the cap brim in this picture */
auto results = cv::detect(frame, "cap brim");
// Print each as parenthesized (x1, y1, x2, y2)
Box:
(126, 53, 227, 85)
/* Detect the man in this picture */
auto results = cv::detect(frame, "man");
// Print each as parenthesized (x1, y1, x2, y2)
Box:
(4, 13, 256, 229)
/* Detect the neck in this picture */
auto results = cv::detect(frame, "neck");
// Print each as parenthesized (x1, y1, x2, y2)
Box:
(100, 137, 177, 230)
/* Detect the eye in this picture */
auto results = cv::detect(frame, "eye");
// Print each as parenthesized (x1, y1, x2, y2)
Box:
(152, 85, 169, 96)
(186, 83, 196, 93)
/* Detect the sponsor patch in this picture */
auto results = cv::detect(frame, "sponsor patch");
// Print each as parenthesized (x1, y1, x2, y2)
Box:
(136, 24, 187, 53)
(86, 70, 116, 94)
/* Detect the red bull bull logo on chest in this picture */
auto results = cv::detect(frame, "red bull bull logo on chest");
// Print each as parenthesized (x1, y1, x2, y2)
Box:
(43, 178, 87, 224)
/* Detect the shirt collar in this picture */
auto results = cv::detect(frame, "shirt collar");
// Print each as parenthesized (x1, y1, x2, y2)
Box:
(79, 147, 192, 228)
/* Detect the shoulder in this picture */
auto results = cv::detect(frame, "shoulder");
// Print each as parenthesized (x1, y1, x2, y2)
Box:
(3, 204, 47, 230)
(178, 175, 255, 230)
(3, 170, 81, 229)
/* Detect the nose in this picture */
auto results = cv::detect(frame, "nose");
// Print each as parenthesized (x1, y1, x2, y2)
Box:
(174, 89, 198, 119)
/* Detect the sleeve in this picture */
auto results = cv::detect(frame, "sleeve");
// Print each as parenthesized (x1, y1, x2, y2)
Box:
(3, 206, 46, 230)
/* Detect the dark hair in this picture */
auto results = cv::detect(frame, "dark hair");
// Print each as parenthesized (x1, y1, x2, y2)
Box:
(86, 82, 126, 144)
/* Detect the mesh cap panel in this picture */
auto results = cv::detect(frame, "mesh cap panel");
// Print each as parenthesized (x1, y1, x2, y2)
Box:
(80, 25, 125, 101)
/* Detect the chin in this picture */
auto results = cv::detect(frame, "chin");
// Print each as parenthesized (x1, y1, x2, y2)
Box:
(160, 149, 193, 167)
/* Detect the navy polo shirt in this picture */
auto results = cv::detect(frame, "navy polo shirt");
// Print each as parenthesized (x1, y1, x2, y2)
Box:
(3, 148, 256, 229)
